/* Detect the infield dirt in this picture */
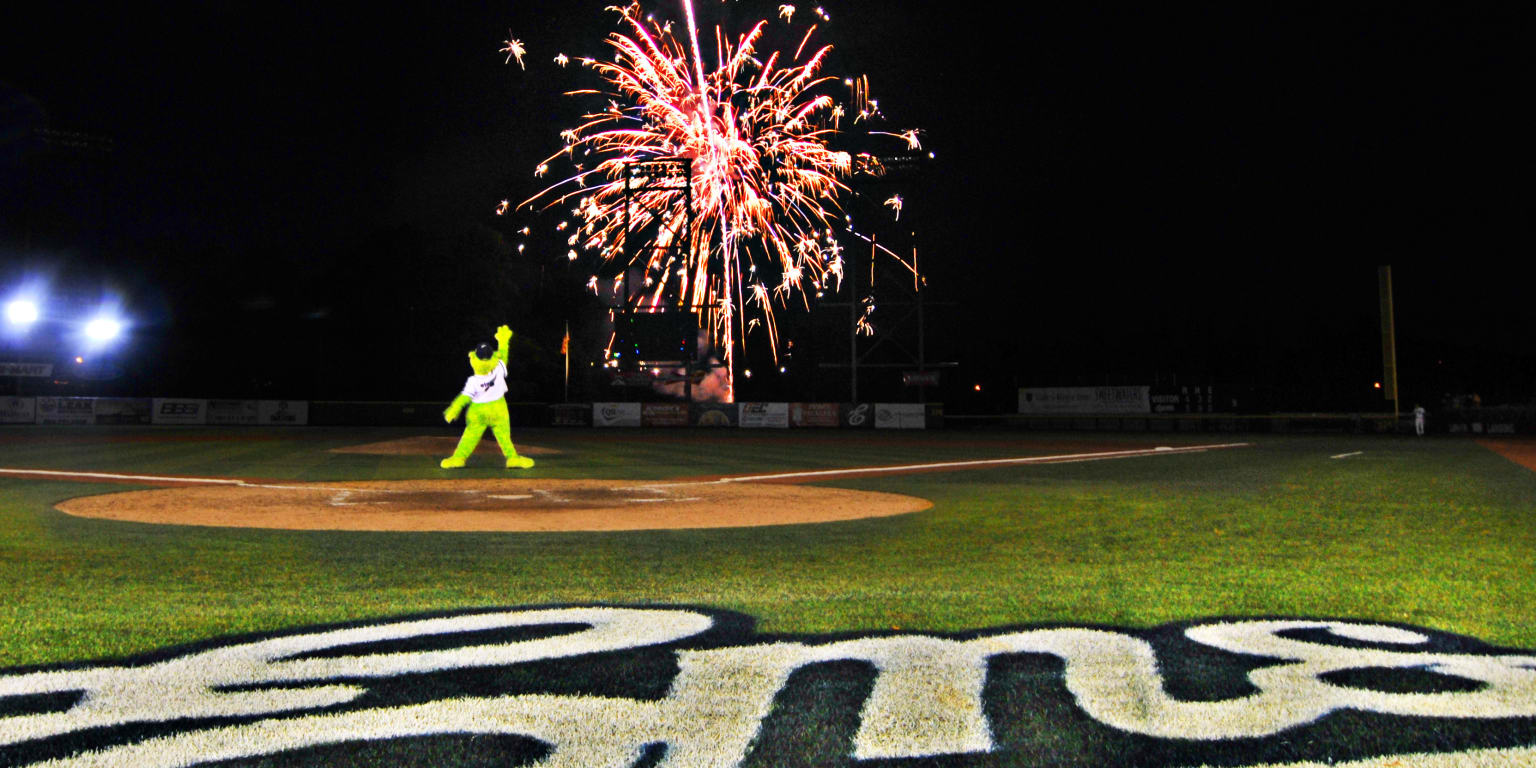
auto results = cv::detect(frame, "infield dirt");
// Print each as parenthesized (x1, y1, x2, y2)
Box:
(1479, 437, 1536, 473)
(55, 478, 931, 532)
(328, 436, 562, 457)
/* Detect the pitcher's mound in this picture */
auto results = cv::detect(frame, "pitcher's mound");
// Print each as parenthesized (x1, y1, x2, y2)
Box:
(56, 478, 930, 532)
(331, 437, 560, 456)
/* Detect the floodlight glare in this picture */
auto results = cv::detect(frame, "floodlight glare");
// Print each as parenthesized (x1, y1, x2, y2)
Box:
(85, 317, 122, 342)
(5, 299, 38, 327)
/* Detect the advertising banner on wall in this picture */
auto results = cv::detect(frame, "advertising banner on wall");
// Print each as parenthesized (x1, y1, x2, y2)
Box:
(692, 402, 737, 427)
(0, 363, 53, 377)
(926, 402, 945, 429)
(0, 397, 36, 424)
(790, 402, 840, 428)
(35, 397, 95, 425)
(738, 402, 789, 428)
(548, 404, 592, 427)
(875, 403, 927, 429)
(93, 398, 152, 425)
(151, 399, 208, 425)
(592, 402, 642, 427)
(259, 400, 308, 426)
(901, 370, 940, 387)
(840, 403, 876, 429)
(642, 403, 689, 427)
(208, 399, 259, 425)
(1018, 386, 1151, 415)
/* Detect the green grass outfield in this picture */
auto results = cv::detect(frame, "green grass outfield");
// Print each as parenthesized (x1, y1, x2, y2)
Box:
(2, 426, 1534, 767)
(2, 426, 1532, 665)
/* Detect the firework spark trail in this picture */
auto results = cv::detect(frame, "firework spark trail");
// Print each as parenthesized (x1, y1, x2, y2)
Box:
(521, 0, 910, 399)
(501, 33, 527, 69)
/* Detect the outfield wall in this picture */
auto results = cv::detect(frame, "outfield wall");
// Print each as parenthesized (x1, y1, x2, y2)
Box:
(0, 398, 944, 429)
(949, 410, 1535, 435)
(0, 397, 311, 426)
(2, 396, 1530, 433)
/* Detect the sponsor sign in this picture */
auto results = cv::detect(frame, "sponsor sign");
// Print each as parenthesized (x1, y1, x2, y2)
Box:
(258, 400, 308, 426)
(1019, 385, 1151, 415)
(207, 399, 259, 425)
(790, 402, 839, 428)
(0, 362, 52, 377)
(34, 396, 94, 425)
(0, 397, 35, 424)
(840, 402, 875, 428)
(592, 401, 642, 427)
(92, 397, 152, 425)
(902, 370, 940, 387)
(607, 370, 657, 387)
(875, 402, 926, 429)
(641, 402, 689, 427)
(151, 398, 209, 425)
(548, 403, 592, 427)
(738, 401, 789, 428)
(692, 402, 737, 427)
(2, 606, 1533, 767)
(612, 370, 700, 386)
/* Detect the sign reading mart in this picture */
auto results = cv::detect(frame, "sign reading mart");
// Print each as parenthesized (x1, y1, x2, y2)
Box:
(0, 362, 53, 377)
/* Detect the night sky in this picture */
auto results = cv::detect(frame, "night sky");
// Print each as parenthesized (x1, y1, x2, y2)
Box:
(2, 2, 1531, 410)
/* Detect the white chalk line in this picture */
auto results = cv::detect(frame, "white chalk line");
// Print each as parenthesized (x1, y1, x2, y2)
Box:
(2, 442, 1251, 506)
(0, 468, 246, 485)
(1330, 451, 1364, 459)
(633, 442, 1253, 489)
(0, 468, 451, 496)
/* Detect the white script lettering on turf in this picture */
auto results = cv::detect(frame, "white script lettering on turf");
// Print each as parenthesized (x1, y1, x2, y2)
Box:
(2, 608, 1535, 767)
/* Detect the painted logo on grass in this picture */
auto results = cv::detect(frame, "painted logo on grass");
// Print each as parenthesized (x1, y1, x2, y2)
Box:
(2, 606, 1535, 767)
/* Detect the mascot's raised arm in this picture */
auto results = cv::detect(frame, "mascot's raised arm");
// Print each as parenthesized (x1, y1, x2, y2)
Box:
(440, 324, 535, 469)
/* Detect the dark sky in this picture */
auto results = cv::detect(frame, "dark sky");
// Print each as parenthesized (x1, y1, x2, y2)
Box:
(2, 2, 1532, 407)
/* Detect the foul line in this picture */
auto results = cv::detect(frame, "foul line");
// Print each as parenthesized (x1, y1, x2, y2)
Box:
(0, 468, 247, 485)
(1, 442, 1252, 494)
(639, 442, 1253, 487)
(0, 468, 412, 495)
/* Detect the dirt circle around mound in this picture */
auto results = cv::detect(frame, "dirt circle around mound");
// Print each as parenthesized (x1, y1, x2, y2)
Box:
(55, 478, 932, 532)
(329, 437, 563, 457)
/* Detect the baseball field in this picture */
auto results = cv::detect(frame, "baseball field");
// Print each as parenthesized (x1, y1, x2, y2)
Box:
(2, 425, 1534, 767)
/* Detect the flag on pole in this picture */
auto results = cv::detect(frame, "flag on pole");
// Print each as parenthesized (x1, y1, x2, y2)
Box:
(561, 324, 570, 355)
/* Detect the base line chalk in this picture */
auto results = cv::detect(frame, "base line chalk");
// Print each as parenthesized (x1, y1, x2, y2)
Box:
(631, 442, 1253, 488)
(2, 441, 1253, 495)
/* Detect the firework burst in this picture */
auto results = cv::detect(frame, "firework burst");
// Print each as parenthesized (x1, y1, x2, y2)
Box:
(522, 0, 910, 398)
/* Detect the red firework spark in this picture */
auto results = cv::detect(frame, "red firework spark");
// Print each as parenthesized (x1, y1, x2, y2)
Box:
(524, 1, 903, 391)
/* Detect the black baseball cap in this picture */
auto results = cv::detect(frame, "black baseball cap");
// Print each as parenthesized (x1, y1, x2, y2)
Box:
(474, 341, 495, 359)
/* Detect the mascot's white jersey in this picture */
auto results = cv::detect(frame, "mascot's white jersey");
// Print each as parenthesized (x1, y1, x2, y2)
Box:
(461, 360, 508, 404)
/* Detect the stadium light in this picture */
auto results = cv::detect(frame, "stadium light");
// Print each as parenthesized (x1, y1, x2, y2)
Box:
(5, 299, 38, 327)
(85, 316, 123, 343)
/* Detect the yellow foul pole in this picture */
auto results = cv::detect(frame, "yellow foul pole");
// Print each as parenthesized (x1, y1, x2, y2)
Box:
(1378, 265, 1399, 418)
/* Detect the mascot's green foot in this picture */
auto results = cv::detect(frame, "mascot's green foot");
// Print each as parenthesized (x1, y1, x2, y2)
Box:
(506, 455, 535, 469)
(440, 457, 466, 469)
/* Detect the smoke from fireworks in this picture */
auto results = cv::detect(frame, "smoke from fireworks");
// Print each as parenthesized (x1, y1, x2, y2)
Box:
(519, 0, 915, 399)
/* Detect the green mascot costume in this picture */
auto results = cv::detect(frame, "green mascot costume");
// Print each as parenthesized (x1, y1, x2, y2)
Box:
(441, 324, 535, 469)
